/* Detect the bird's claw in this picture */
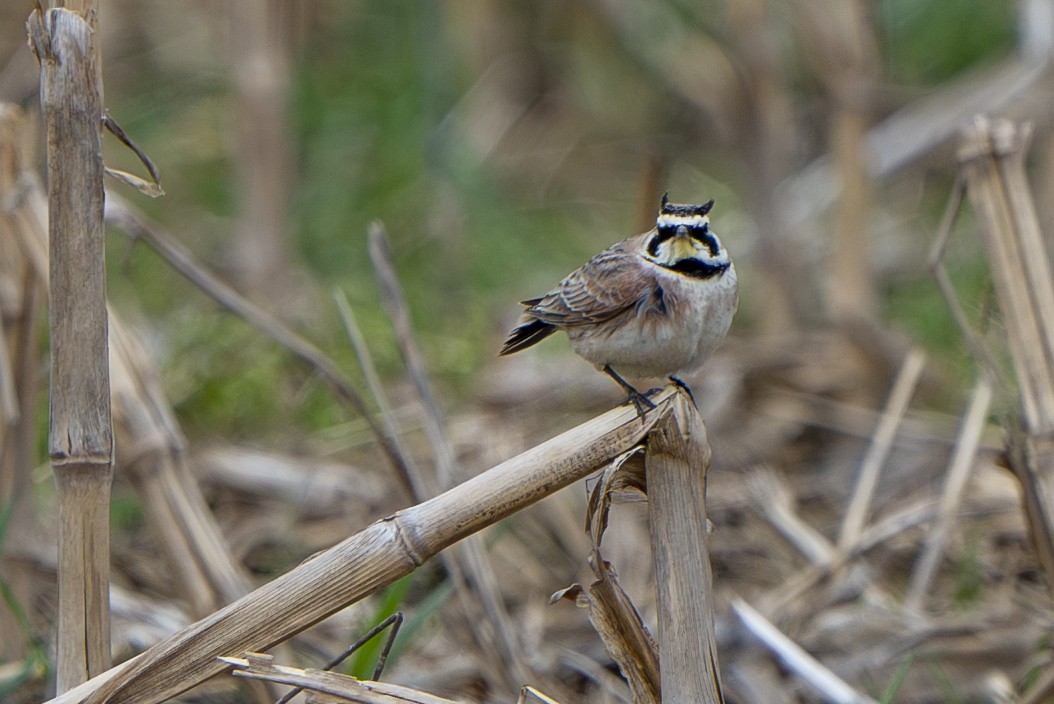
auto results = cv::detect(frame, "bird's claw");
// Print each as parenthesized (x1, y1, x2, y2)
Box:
(625, 389, 657, 418)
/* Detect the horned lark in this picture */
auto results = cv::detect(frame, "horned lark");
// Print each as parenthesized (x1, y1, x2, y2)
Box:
(500, 195, 738, 414)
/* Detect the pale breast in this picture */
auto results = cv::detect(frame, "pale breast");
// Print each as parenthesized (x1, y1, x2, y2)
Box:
(567, 261, 738, 378)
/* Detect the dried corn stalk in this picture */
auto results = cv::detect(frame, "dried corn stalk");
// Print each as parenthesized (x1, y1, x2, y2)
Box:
(937, 116, 1054, 591)
(51, 389, 681, 704)
(28, 4, 113, 691)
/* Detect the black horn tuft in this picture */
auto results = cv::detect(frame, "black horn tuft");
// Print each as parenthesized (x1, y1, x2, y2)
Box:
(694, 199, 715, 216)
(659, 196, 715, 218)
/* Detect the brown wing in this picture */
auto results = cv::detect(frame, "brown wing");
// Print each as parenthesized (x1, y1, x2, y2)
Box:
(526, 234, 658, 326)
(500, 233, 661, 356)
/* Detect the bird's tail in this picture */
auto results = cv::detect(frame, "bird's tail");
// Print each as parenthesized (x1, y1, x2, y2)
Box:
(499, 316, 557, 355)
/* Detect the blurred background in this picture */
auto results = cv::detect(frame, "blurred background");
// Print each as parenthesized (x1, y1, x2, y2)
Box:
(2, 1, 1054, 702)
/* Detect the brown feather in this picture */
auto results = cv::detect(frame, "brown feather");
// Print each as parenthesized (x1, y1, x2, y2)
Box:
(521, 234, 656, 327)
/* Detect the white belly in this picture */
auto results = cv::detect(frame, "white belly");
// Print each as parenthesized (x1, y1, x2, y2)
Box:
(567, 264, 738, 378)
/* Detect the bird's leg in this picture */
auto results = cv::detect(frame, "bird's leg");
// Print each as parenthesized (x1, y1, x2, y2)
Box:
(668, 376, 697, 406)
(602, 364, 655, 417)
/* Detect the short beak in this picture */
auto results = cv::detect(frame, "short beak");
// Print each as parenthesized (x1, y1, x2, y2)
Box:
(672, 226, 695, 259)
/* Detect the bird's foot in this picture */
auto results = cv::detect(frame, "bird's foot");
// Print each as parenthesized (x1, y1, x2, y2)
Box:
(602, 364, 656, 419)
(624, 388, 657, 418)
(669, 376, 697, 407)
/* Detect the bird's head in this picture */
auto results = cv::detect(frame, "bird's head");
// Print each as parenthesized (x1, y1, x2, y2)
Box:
(644, 194, 731, 278)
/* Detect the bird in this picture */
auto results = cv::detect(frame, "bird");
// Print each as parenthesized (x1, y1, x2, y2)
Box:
(499, 194, 738, 416)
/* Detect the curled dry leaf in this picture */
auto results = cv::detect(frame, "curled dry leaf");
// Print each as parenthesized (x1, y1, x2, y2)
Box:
(585, 445, 646, 546)
(104, 166, 164, 198)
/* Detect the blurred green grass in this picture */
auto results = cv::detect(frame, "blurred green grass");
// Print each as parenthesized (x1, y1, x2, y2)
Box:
(90, 0, 1020, 439)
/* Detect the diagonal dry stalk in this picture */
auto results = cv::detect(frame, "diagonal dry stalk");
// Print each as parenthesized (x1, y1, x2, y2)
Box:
(749, 346, 928, 626)
(904, 376, 993, 611)
(109, 317, 260, 613)
(838, 347, 926, 549)
(732, 599, 878, 704)
(368, 223, 531, 691)
(221, 652, 461, 704)
(104, 195, 418, 499)
(27, 3, 113, 692)
(50, 388, 679, 704)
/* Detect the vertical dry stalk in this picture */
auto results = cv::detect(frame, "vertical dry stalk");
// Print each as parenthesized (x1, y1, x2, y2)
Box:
(957, 117, 1054, 586)
(790, 0, 880, 320)
(960, 119, 1054, 428)
(27, 4, 113, 692)
(228, 0, 294, 301)
(3, 100, 258, 626)
(726, 0, 801, 335)
(0, 104, 46, 665)
(646, 394, 723, 703)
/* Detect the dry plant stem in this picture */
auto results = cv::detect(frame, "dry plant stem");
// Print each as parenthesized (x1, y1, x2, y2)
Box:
(369, 223, 529, 690)
(761, 499, 936, 619)
(748, 467, 901, 619)
(571, 561, 660, 703)
(368, 224, 455, 491)
(929, 175, 1006, 380)
(228, 0, 294, 300)
(333, 287, 417, 487)
(593, 581, 659, 703)
(222, 653, 460, 704)
(109, 318, 256, 612)
(791, 0, 880, 320)
(905, 377, 992, 611)
(274, 612, 403, 704)
(732, 599, 878, 704)
(0, 105, 45, 663)
(748, 467, 834, 565)
(2, 102, 254, 626)
(0, 316, 17, 423)
(0, 104, 41, 489)
(646, 394, 723, 704)
(831, 103, 876, 319)
(518, 686, 563, 704)
(837, 347, 925, 549)
(958, 118, 1054, 587)
(961, 122, 1054, 427)
(28, 5, 114, 691)
(572, 446, 659, 702)
(104, 195, 417, 499)
(57, 388, 678, 704)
